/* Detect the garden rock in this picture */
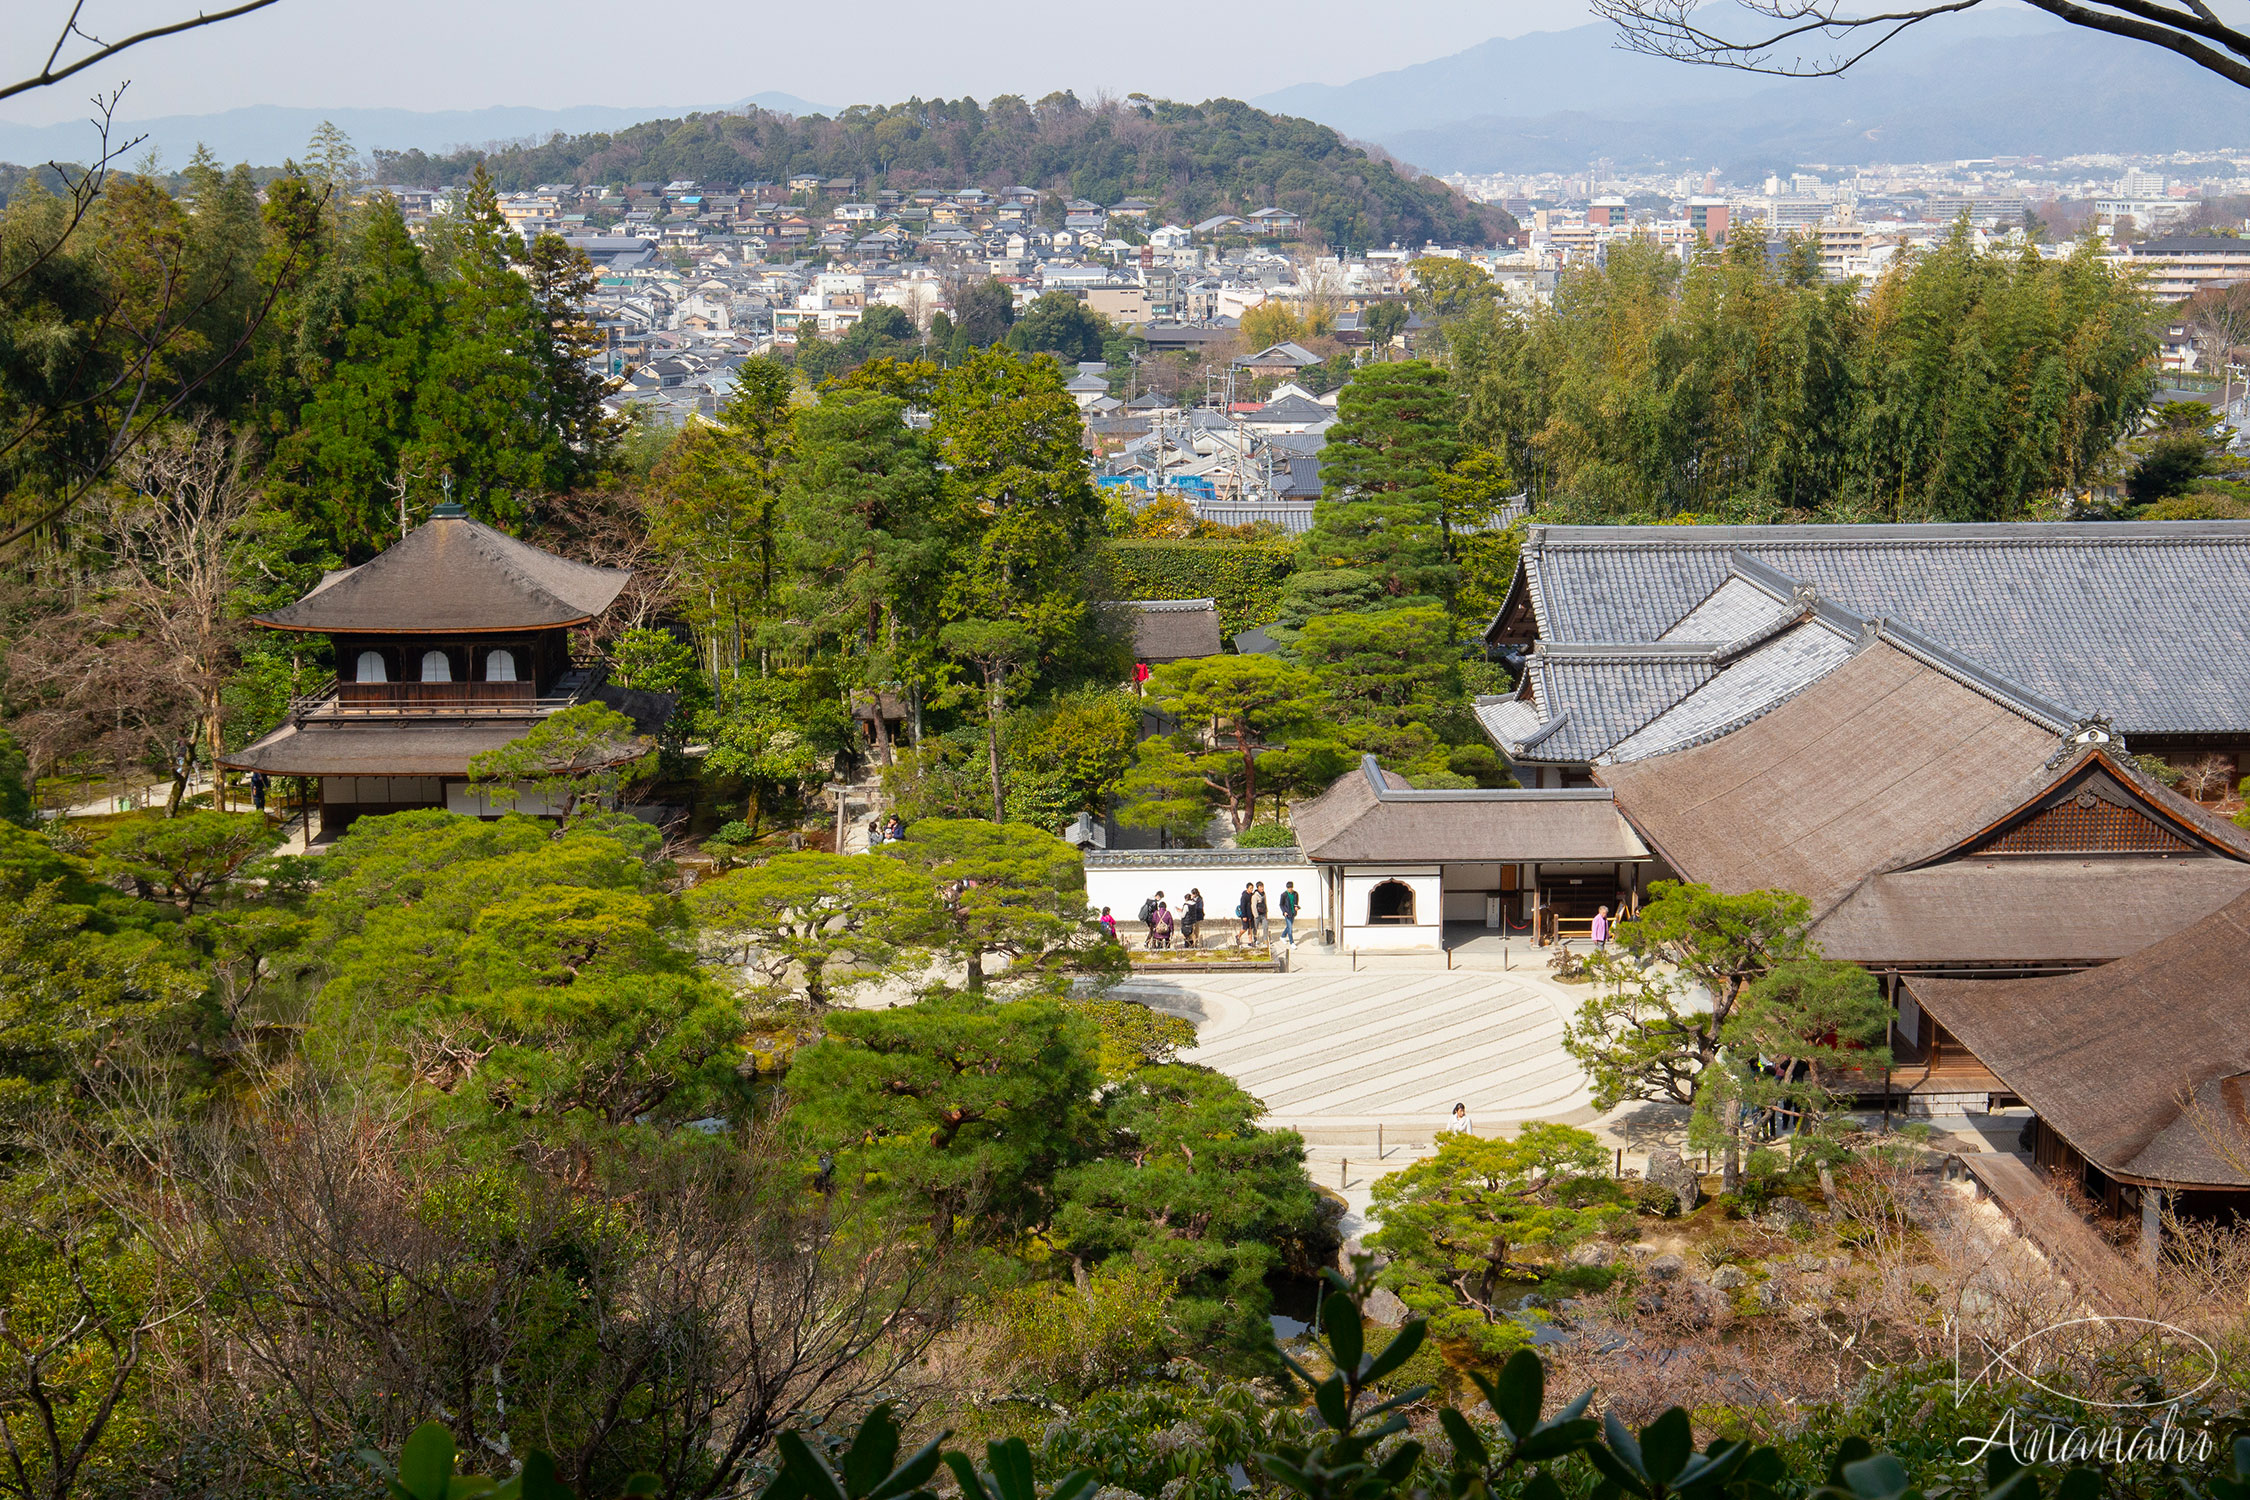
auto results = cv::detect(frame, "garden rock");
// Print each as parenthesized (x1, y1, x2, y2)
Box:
(1753, 1280, 1786, 1309)
(1647, 1253, 1686, 1280)
(1795, 1254, 1826, 1273)
(1645, 1148, 1702, 1213)
(1708, 1264, 1749, 1290)
(1567, 1242, 1615, 1268)
(1764, 1198, 1816, 1232)
(1364, 1286, 1410, 1327)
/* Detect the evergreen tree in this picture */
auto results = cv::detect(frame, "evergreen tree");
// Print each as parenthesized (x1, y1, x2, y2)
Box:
(1290, 361, 1461, 617)
(411, 164, 573, 525)
(269, 196, 441, 554)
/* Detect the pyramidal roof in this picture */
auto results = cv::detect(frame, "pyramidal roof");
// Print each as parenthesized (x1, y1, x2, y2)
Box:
(256, 507, 630, 634)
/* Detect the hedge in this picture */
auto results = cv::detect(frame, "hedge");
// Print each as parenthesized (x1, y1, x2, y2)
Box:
(1098, 538, 1297, 637)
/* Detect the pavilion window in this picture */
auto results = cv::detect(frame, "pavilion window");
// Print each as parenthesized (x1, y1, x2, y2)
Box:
(486, 649, 518, 683)
(1368, 880, 1416, 925)
(356, 650, 387, 684)
(420, 650, 452, 683)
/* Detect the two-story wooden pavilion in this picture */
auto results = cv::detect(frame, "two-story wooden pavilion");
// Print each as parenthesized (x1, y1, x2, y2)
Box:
(220, 504, 663, 838)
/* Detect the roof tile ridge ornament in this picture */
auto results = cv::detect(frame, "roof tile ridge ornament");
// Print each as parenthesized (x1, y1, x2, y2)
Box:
(2046, 713, 2122, 771)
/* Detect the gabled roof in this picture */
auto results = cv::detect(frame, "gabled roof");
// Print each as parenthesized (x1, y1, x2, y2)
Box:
(1121, 598, 1223, 662)
(1595, 637, 2080, 917)
(256, 509, 631, 634)
(1906, 890, 2250, 1189)
(1489, 521, 2250, 737)
(1812, 748, 2250, 964)
(1291, 755, 1649, 865)
(1236, 341, 1319, 366)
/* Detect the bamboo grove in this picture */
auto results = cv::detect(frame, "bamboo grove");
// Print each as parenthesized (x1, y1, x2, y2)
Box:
(1444, 226, 2158, 523)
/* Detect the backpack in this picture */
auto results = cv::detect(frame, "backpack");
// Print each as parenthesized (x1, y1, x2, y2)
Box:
(1138, 897, 1158, 925)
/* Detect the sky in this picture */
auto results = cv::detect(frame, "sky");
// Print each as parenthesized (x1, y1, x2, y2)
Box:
(0, 0, 1600, 126)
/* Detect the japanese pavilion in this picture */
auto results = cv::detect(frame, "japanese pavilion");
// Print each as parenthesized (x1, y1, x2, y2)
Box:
(220, 503, 663, 838)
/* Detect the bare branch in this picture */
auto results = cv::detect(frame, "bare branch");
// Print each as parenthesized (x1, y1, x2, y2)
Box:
(1, 0, 283, 105)
(1593, 0, 2250, 89)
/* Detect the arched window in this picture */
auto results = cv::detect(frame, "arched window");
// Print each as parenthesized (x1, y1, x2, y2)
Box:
(1367, 879, 1416, 925)
(355, 650, 387, 684)
(420, 649, 452, 683)
(485, 648, 518, 682)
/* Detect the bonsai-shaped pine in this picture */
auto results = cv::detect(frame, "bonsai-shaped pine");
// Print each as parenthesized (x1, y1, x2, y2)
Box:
(881, 817, 1123, 995)
(94, 810, 281, 913)
(1559, 881, 1816, 1188)
(1690, 958, 1894, 1175)
(1364, 1123, 1612, 1361)
(1117, 655, 1322, 838)
(685, 849, 939, 1009)
(467, 703, 651, 822)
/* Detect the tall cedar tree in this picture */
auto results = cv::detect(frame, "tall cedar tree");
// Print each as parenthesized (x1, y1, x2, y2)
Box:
(1295, 361, 1462, 613)
(411, 166, 576, 526)
(269, 197, 439, 554)
(781, 389, 950, 760)
(651, 357, 797, 673)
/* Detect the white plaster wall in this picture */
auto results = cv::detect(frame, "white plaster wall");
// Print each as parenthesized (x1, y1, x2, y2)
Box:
(1338, 866, 1443, 950)
(1083, 862, 1321, 923)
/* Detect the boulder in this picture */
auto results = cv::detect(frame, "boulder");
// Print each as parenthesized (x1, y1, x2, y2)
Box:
(1753, 1279, 1786, 1309)
(1364, 1286, 1410, 1327)
(1708, 1263, 1749, 1290)
(1794, 1254, 1826, 1273)
(1646, 1253, 1686, 1281)
(1566, 1241, 1615, 1268)
(1764, 1198, 1816, 1232)
(1645, 1148, 1702, 1213)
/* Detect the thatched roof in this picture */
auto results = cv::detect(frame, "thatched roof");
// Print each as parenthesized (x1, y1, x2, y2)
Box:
(1594, 638, 2067, 917)
(1906, 892, 2250, 1189)
(257, 508, 631, 634)
(1811, 748, 2250, 963)
(1291, 756, 1649, 864)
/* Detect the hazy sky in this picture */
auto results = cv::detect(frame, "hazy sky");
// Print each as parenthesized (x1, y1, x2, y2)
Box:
(0, 0, 1600, 124)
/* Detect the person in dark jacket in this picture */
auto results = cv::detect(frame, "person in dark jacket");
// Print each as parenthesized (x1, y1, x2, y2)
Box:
(1236, 884, 1256, 945)
(1181, 889, 1205, 949)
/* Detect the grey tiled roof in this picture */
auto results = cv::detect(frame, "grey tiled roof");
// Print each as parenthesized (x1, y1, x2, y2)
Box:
(1518, 651, 1715, 761)
(1659, 574, 1795, 641)
(1609, 617, 1857, 761)
(1503, 522, 2250, 736)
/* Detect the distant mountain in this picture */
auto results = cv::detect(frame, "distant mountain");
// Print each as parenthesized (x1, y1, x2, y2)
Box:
(369, 96, 1506, 248)
(0, 95, 830, 173)
(1257, 10, 2250, 173)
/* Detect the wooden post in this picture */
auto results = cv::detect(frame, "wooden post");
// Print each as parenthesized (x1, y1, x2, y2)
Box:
(1341, 1157, 1349, 1189)
(1614, 1146, 1622, 1177)
(2141, 1188, 2163, 1272)
(1378, 1123, 1384, 1158)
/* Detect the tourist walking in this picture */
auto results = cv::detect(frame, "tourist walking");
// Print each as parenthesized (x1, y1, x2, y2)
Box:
(1279, 881, 1299, 944)
(1235, 883, 1256, 945)
(1253, 882, 1269, 941)
(1138, 890, 1164, 941)
(1181, 888, 1204, 949)
(250, 771, 269, 813)
(1098, 906, 1118, 942)
(1441, 1102, 1474, 1138)
(1591, 905, 1611, 950)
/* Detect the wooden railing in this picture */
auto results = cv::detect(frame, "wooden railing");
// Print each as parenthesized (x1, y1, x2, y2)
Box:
(336, 680, 536, 710)
(290, 666, 602, 722)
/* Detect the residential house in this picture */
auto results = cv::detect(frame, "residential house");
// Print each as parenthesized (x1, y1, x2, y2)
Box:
(1248, 207, 1302, 236)
(1234, 341, 1321, 375)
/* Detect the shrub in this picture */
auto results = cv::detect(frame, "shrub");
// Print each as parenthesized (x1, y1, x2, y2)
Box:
(1234, 823, 1296, 849)
(1099, 538, 1296, 635)
(1630, 1181, 1679, 1217)
(984, 1261, 1177, 1398)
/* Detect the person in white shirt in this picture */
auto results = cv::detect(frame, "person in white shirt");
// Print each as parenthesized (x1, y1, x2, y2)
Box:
(1441, 1102, 1474, 1138)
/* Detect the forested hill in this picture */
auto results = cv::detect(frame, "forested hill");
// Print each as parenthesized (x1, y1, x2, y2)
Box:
(372, 93, 1508, 247)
